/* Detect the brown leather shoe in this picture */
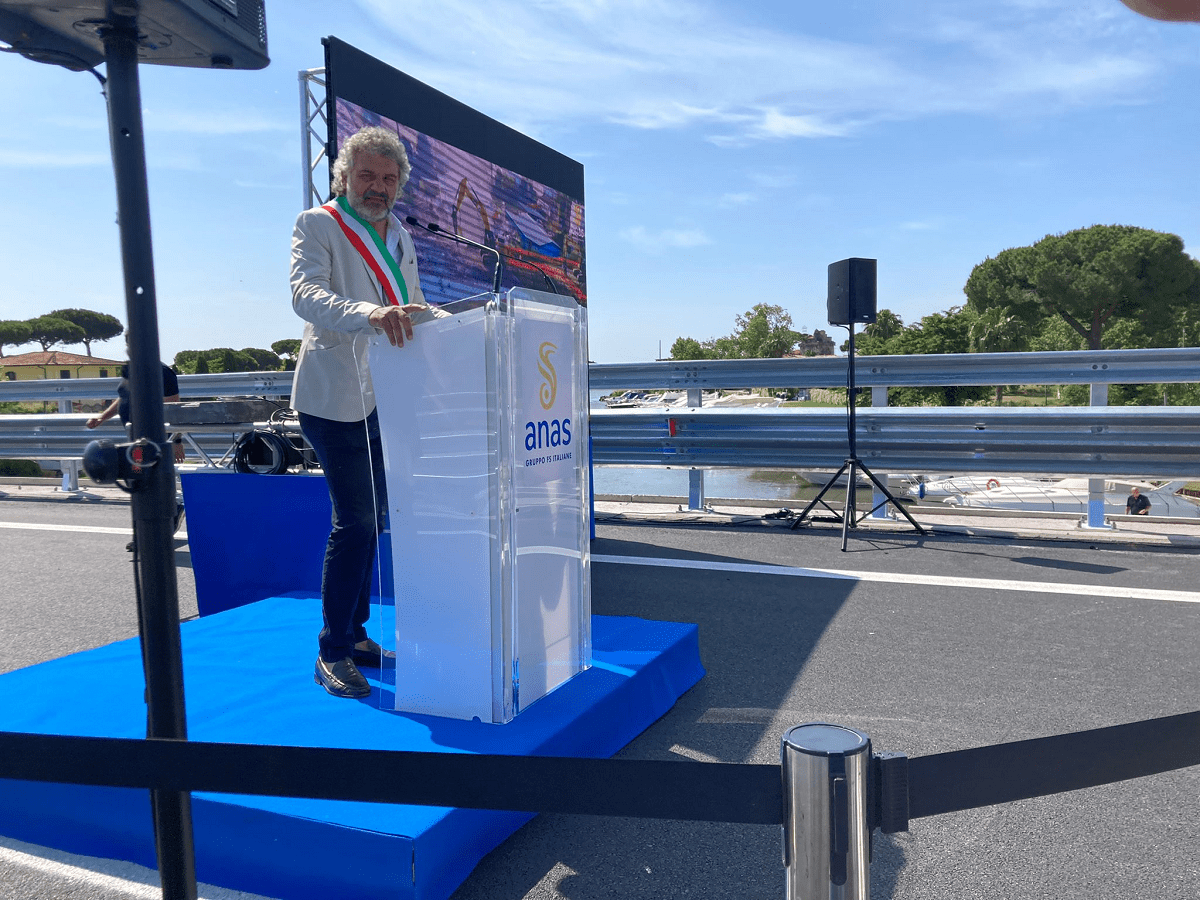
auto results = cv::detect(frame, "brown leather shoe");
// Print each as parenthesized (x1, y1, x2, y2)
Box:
(314, 656, 370, 698)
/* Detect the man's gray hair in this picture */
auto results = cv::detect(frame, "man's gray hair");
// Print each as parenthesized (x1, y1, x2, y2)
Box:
(330, 126, 412, 197)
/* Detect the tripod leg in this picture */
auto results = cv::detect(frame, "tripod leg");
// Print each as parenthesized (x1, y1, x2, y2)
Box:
(791, 462, 850, 529)
(858, 463, 926, 535)
(841, 460, 857, 551)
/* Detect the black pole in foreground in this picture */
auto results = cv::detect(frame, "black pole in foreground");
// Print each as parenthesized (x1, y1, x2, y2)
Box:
(102, 17, 198, 900)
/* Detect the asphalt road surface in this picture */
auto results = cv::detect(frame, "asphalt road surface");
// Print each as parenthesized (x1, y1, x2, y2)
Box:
(1, 491, 1196, 899)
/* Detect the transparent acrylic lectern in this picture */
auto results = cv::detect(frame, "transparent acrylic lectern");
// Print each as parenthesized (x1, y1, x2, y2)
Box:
(369, 288, 592, 723)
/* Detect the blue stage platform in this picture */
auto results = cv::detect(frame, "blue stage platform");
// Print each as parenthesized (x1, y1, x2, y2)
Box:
(0, 595, 704, 900)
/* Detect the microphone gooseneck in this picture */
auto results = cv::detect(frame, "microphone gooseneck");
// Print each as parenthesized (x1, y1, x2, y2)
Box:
(406, 216, 503, 294)
(405, 216, 561, 296)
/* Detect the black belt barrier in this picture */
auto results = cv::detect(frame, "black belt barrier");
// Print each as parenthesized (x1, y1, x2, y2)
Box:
(0, 731, 783, 823)
(906, 709, 1200, 820)
(0, 709, 1196, 827)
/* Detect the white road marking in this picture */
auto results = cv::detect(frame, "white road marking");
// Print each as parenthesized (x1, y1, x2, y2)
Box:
(591, 554, 1200, 604)
(0, 834, 269, 899)
(0, 520, 130, 535)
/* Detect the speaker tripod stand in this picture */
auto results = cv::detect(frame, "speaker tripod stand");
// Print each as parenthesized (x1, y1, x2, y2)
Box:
(790, 321, 925, 551)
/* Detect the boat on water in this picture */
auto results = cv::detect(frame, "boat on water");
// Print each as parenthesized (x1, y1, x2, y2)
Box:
(938, 477, 1200, 518)
(703, 391, 782, 409)
(904, 474, 1061, 501)
(601, 390, 780, 409)
(601, 390, 654, 408)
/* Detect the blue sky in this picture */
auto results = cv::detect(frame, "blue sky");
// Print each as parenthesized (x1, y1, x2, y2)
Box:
(1, 0, 1197, 364)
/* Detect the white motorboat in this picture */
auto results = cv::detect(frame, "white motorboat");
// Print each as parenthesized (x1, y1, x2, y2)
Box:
(603, 390, 690, 408)
(602, 390, 652, 408)
(703, 391, 782, 409)
(940, 477, 1200, 518)
(906, 474, 1060, 501)
(604, 390, 781, 409)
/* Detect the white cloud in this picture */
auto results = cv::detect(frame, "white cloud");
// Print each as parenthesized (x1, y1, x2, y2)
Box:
(709, 108, 851, 147)
(0, 150, 108, 167)
(232, 179, 293, 190)
(717, 192, 756, 208)
(748, 171, 800, 190)
(353, 0, 1172, 147)
(142, 108, 290, 135)
(619, 225, 711, 249)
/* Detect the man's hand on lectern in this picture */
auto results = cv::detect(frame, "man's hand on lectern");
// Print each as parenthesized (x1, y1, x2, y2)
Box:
(369, 304, 422, 347)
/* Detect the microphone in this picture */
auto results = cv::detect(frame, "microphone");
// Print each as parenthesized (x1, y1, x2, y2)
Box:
(406, 216, 503, 294)
(405, 216, 561, 296)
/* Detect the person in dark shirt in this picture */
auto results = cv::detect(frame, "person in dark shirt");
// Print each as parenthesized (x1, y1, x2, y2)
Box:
(86, 362, 186, 546)
(1125, 487, 1151, 515)
(87, 362, 185, 463)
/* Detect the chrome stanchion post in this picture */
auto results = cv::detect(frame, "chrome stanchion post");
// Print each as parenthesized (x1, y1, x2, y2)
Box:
(781, 723, 871, 900)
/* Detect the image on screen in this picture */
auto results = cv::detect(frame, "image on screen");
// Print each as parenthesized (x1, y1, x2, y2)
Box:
(333, 97, 586, 308)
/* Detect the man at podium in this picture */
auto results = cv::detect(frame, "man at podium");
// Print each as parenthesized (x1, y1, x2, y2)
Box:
(289, 125, 430, 698)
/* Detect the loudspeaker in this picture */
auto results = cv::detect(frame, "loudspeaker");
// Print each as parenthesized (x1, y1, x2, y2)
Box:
(0, 0, 268, 71)
(827, 258, 877, 326)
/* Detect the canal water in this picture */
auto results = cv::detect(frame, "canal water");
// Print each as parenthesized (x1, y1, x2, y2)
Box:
(588, 390, 828, 502)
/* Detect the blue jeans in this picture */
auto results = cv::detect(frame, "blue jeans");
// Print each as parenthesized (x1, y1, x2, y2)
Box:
(299, 410, 387, 663)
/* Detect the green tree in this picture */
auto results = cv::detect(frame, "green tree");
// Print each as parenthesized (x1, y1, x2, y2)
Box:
(671, 303, 803, 361)
(966, 306, 1027, 354)
(1029, 316, 1087, 353)
(0, 320, 33, 357)
(240, 347, 283, 370)
(173, 350, 201, 372)
(25, 315, 85, 352)
(271, 338, 302, 362)
(729, 304, 803, 358)
(1034, 311, 1173, 406)
(199, 348, 257, 373)
(48, 308, 123, 356)
(173, 348, 258, 374)
(669, 337, 710, 360)
(843, 309, 903, 355)
(964, 305, 1029, 404)
(862, 309, 988, 407)
(964, 224, 1200, 350)
(889, 309, 972, 355)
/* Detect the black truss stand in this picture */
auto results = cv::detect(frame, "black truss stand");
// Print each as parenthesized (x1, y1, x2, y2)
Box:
(790, 324, 924, 551)
(103, 19, 197, 900)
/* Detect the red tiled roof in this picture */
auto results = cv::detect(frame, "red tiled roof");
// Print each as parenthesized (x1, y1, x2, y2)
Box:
(1, 350, 124, 366)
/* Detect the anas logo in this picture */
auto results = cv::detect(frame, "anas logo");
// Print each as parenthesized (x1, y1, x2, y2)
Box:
(525, 340, 571, 456)
(537, 341, 557, 410)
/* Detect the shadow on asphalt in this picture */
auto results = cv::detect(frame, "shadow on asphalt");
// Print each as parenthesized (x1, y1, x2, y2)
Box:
(454, 534, 917, 899)
(1008, 556, 1127, 575)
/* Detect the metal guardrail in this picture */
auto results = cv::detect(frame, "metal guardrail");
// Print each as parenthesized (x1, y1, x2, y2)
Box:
(0, 415, 253, 464)
(589, 347, 1200, 390)
(1, 350, 1199, 481)
(2, 347, 1199, 405)
(8, 407, 1198, 480)
(0, 372, 294, 403)
(590, 406, 1200, 478)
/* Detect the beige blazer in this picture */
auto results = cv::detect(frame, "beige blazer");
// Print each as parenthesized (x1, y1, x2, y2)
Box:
(289, 205, 427, 422)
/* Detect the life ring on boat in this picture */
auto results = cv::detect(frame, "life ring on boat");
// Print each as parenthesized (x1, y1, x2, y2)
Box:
(986, 478, 1000, 490)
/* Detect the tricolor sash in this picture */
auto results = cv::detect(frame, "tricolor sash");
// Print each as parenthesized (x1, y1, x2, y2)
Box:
(322, 196, 411, 307)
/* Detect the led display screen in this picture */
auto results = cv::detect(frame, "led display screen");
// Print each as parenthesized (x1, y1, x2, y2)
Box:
(324, 37, 586, 306)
